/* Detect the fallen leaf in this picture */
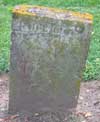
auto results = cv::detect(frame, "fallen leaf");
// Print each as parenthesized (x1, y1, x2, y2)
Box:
(79, 96, 84, 100)
(34, 113, 39, 116)
(76, 111, 92, 118)
(84, 112, 92, 118)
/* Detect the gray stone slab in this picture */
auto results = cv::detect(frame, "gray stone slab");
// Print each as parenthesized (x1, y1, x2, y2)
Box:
(9, 5, 93, 121)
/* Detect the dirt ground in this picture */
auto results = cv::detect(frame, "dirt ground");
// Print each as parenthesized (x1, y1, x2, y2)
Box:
(0, 74, 99, 122)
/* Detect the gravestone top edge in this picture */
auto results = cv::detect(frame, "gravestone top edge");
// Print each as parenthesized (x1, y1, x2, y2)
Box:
(12, 5, 93, 23)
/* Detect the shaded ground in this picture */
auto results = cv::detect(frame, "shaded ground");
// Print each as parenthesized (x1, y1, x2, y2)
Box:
(0, 74, 99, 122)
(77, 80, 100, 122)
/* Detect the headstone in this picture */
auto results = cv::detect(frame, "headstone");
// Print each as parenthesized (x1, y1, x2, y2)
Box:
(9, 5, 93, 121)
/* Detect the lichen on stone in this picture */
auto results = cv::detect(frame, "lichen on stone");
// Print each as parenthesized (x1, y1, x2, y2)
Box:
(12, 5, 93, 23)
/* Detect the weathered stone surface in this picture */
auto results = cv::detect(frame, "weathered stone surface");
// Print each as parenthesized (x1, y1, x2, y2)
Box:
(9, 5, 93, 121)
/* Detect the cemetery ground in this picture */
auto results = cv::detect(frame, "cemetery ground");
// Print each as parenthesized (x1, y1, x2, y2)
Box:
(0, 1, 100, 122)
(0, 74, 100, 122)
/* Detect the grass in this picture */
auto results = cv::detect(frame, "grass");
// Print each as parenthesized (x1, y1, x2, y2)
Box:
(0, 0, 100, 80)
(2, 0, 100, 7)
(0, 5, 11, 72)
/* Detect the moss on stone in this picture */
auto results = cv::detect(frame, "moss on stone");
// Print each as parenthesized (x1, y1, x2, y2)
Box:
(76, 80, 81, 89)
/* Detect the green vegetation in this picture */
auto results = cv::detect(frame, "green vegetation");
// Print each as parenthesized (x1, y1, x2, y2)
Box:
(0, 0, 100, 80)
(2, 0, 100, 7)
(0, 5, 11, 72)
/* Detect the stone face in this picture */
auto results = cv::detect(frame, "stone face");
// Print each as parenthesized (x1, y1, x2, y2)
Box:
(9, 5, 93, 121)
